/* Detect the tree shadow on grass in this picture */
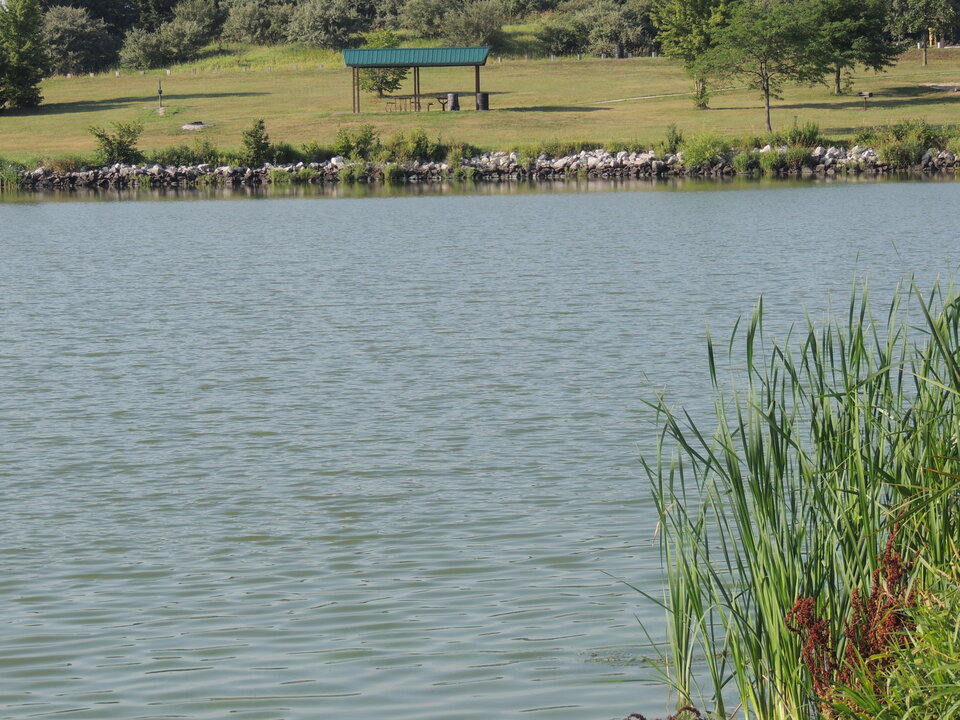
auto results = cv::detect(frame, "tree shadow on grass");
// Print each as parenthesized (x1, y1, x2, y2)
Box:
(500, 105, 610, 112)
(8, 92, 268, 117)
(721, 86, 960, 113)
(389, 90, 510, 98)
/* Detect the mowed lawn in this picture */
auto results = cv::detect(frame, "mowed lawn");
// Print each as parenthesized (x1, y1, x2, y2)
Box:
(3, 47, 960, 161)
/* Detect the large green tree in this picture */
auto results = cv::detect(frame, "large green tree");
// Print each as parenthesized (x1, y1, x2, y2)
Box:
(814, 0, 902, 93)
(888, 0, 955, 65)
(285, 0, 363, 48)
(358, 29, 408, 97)
(135, 0, 180, 31)
(39, 0, 139, 31)
(705, 0, 829, 131)
(584, 0, 656, 58)
(652, 0, 731, 108)
(0, 0, 47, 109)
(42, 5, 118, 75)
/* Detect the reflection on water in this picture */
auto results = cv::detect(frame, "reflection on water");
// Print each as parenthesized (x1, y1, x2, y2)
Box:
(2, 172, 954, 203)
(1, 181, 958, 720)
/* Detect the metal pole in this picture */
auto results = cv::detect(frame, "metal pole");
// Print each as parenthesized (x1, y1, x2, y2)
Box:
(475, 66, 480, 109)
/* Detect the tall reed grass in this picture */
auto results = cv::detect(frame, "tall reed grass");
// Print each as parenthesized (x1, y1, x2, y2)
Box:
(641, 283, 960, 719)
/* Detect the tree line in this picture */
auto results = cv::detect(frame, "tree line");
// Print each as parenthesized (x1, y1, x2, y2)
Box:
(2, 0, 959, 118)
(655, 0, 955, 129)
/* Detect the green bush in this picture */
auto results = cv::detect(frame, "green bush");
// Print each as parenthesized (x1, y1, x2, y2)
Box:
(0, 158, 25, 189)
(853, 127, 880, 147)
(269, 142, 300, 164)
(148, 144, 198, 166)
(381, 162, 404, 182)
(784, 120, 821, 147)
(536, 11, 588, 55)
(301, 140, 334, 162)
(580, 0, 654, 58)
(384, 128, 444, 162)
(89, 121, 144, 165)
(191, 136, 221, 165)
(445, 141, 480, 164)
(890, 118, 942, 149)
(240, 118, 270, 166)
(172, 0, 224, 42)
(946, 136, 960, 157)
(442, 0, 504, 47)
(877, 140, 924, 169)
(512, 139, 597, 158)
(680, 132, 729, 169)
(661, 123, 684, 155)
(292, 167, 319, 183)
(731, 151, 754, 174)
(758, 148, 786, 174)
(145, 135, 222, 167)
(268, 167, 292, 184)
(286, 0, 363, 49)
(785, 145, 813, 169)
(42, 5, 118, 75)
(333, 124, 381, 161)
(41, 154, 94, 173)
(118, 17, 206, 69)
(338, 162, 363, 183)
(400, 0, 455, 38)
(223, 0, 293, 44)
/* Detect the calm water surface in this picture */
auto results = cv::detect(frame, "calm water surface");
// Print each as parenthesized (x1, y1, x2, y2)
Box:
(2, 181, 958, 720)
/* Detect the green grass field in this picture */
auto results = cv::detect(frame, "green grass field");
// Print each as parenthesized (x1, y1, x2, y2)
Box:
(3, 43, 960, 163)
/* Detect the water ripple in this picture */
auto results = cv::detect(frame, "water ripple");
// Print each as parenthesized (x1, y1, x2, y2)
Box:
(1, 183, 957, 719)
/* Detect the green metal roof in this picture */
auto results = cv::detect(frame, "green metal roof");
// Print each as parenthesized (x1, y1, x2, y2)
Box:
(343, 47, 491, 68)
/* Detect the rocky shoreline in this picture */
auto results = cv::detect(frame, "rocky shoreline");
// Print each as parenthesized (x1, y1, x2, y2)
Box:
(14, 144, 960, 190)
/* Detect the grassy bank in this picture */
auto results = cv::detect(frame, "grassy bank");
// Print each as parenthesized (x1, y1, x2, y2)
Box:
(3, 45, 960, 162)
(641, 285, 960, 719)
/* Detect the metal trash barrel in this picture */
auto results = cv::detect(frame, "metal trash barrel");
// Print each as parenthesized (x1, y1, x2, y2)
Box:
(476, 92, 489, 111)
(447, 92, 460, 111)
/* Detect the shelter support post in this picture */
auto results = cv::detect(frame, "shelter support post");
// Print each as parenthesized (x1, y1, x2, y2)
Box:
(352, 67, 361, 113)
(475, 65, 480, 109)
(413, 66, 420, 111)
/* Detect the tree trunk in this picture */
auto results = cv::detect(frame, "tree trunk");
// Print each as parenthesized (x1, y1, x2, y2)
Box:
(834, 65, 842, 95)
(694, 76, 708, 109)
(763, 77, 771, 133)
(922, 41, 928, 66)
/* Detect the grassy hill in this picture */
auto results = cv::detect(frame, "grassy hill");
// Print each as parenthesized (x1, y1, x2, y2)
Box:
(3, 41, 960, 163)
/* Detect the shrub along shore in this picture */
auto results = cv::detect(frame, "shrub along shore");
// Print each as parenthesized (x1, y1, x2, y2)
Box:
(4, 119, 960, 192)
(7, 140, 960, 191)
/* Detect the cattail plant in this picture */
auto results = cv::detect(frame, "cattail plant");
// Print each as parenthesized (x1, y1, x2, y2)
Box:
(641, 283, 960, 719)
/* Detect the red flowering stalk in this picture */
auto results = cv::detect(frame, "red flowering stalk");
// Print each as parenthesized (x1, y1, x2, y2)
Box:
(785, 531, 914, 707)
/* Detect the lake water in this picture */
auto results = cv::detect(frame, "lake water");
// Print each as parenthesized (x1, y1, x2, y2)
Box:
(2, 179, 958, 720)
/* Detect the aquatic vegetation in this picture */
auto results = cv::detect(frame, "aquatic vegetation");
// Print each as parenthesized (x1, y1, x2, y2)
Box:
(642, 284, 960, 719)
(679, 132, 729, 170)
(0, 157, 26, 188)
